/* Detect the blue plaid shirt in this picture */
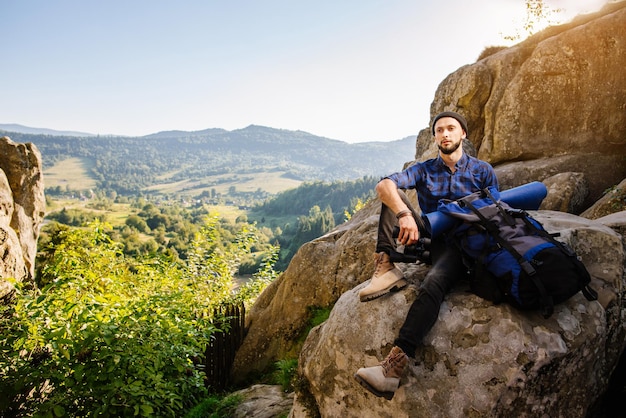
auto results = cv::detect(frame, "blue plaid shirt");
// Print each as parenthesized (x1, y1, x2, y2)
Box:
(385, 153, 499, 214)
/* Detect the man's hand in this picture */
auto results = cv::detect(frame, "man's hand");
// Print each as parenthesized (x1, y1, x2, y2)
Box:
(397, 215, 419, 246)
(375, 178, 421, 245)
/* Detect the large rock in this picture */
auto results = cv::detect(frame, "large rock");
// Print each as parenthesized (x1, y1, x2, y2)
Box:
(494, 155, 626, 211)
(417, 2, 626, 212)
(484, 6, 626, 163)
(580, 178, 626, 220)
(539, 172, 588, 214)
(0, 136, 45, 298)
(292, 211, 626, 417)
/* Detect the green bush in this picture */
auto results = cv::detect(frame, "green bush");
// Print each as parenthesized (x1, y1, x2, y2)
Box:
(182, 393, 242, 418)
(273, 359, 299, 392)
(0, 218, 277, 417)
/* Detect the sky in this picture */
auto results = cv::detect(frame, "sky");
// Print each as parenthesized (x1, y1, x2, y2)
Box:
(0, 0, 610, 143)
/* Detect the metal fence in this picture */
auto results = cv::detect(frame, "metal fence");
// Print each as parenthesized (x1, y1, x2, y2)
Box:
(204, 303, 246, 390)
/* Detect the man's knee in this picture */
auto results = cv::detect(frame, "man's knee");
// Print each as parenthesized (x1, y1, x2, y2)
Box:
(420, 270, 449, 296)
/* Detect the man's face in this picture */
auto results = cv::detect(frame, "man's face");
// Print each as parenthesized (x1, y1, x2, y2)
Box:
(434, 117, 465, 155)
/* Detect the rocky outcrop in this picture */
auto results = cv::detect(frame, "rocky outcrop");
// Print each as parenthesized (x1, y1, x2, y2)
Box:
(297, 214, 622, 417)
(493, 155, 623, 211)
(581, 178, 626, 220)
(421, 1, 626, 211)
(0, 136, 46, 299)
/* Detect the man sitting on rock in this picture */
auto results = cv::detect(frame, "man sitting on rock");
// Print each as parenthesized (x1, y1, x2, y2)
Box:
(354, 111, 499, 400)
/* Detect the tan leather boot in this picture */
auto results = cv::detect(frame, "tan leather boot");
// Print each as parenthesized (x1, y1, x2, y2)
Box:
(354, 346, 408, 400)
(358, 252, 406, 302)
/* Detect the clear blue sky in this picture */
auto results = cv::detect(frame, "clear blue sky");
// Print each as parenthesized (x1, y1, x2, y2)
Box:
(0, 0, 608, 142)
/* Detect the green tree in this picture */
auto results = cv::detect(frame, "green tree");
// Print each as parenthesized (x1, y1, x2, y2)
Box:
(125, 214, 150, 233)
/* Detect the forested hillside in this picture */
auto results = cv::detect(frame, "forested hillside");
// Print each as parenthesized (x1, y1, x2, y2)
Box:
(3, 124, 400, 271)
(2, 125, 415, 196)
(253, 177, 378, 216)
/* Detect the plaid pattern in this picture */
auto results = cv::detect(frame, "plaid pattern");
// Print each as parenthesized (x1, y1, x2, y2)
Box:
(385, 154, 498, 214)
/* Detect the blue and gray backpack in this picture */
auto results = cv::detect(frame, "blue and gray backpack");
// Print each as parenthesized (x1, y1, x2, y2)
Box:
(438, 186, 598, 318)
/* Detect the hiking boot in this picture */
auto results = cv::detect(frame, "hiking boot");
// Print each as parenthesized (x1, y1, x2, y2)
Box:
(354, 346, 408, 400)
(358, 252, 406, 302)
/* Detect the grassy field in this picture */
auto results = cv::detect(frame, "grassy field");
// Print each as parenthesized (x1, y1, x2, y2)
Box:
(43, 157, 98, 191)
(43, 157, 302, 197)
(145, 170, 302, 196)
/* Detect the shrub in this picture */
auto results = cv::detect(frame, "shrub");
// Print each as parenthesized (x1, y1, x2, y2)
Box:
(182, 393, 242, 418)
(0, 218, 277, 417)
(272, 359, 299, 392)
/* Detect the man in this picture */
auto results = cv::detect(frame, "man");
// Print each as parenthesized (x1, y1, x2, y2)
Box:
(354, 111, 499, 400)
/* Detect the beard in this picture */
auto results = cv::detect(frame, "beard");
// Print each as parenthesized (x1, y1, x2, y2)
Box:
(438, 138, 462, 155)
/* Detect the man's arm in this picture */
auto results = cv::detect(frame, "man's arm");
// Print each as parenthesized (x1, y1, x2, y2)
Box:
(376, 179, 419, 245)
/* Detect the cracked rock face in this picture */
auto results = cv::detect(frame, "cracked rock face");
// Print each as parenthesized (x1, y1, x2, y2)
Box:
(0, 136, 45, 299)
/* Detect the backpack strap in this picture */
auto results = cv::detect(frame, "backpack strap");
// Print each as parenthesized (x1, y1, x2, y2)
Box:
(483, 187, 516, 227)
(514, 210, 598, 302)
(460, 196, 537, 276)
(461, 192, 555, 318)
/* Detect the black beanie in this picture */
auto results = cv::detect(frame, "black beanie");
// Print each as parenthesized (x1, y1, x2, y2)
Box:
(431, 111, 468, 136)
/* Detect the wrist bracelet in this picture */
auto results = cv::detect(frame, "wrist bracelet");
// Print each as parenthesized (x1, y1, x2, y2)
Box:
(395, 209, 412, 219)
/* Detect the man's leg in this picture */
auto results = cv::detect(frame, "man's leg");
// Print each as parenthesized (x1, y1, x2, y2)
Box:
(359, 190, 420, 302)
(393, 239, 465, 356)
(355, 239, 465, 399)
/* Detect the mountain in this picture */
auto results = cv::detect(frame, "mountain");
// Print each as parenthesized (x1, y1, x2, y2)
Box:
(0, 123, 97, 137)
(143, 127, 228, 139)
(1, 124, 417, 196)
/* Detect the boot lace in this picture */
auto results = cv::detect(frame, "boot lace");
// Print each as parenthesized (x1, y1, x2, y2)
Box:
(380, 348, 407, 377)
(373, 252, 390, 276)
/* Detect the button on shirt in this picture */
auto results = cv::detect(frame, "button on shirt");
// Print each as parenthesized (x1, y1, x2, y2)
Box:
(385, 153, 499, 214)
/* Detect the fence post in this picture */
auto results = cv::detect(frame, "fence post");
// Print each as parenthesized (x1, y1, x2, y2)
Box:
(205, 302, 245, 391)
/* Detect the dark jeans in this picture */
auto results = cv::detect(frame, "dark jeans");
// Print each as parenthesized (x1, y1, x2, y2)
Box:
(375, 191, 465, 358)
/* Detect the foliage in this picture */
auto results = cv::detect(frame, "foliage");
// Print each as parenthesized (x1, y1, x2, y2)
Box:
(182, 393, 242, 418)
(250, 177, 377, 269)
(601, 185, 626, 212)
(294, 305, 332, 349)
(344, 197, 366, 221)
(253, 177, 377, 218)
(272, 358, 299, 393)
(233, 245, 280, 308)
(0, 219, 277, 417)
(38, 197, 282, 280)
(308, 306, 332, 328)
(502, 0, 564, 42)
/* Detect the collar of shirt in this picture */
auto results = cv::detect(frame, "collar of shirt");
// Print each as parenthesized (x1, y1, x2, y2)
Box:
(436, 152, 469, 173)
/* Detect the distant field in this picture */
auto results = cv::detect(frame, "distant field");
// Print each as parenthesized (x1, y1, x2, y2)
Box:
(144, 170, 302, 196)
(43, 157, 97, 191)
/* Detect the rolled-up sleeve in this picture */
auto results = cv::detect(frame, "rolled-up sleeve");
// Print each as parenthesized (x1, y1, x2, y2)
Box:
(384, 163, 422, 190)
